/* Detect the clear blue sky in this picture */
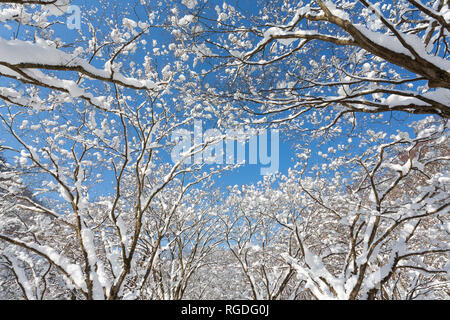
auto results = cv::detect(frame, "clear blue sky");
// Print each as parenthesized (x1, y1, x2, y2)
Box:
(0, 0, 428, 189)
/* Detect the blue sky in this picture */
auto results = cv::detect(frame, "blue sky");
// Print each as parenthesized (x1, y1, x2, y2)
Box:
(0, 0, 430, 189)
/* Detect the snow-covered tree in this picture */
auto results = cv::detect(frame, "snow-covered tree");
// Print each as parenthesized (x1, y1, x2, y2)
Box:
(184, 0, 449, 129)
(0, 0, 227, 300)
(216, 117, 449, 299)
(0, 0, 448, 300)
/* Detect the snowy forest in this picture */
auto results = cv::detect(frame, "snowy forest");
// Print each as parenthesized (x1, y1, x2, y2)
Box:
(0, 0, 449, 300)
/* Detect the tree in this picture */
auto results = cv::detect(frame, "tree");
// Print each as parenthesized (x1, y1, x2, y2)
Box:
(183, 0, 449, 129)
(216, 182, 301, 300)
(0, 107, 224, 299)
(0, 0, 448, 300)
(218, 116, 449, 299)
(0, 0, 227, 300)
(0, 153, 65, 300)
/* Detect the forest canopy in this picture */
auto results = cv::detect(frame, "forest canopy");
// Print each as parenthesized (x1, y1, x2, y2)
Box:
(0, 0, 448, 300)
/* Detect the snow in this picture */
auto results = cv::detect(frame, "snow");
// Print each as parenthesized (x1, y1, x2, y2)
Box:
(59, 186, 72, 203)
(116, 215, 129, 250)
(122, 18, 137, 30)
(383, 161, 411, 175)
(355, 23, 450, 73)
(1, 0, 449, 301)
(378, 89, 450, 110)
(438, 176, 450, 184)
(81, 228, 97, 268)
(8, 255, 35, 299)
(0, 38, 157, 90)
(46, 0, 71, 17)
(0, 7, 22, 23)
(179, 14, 194, 26)
(182, 0, 198, 10)
(423, 88, 450, 106)
(20, 242, 88, 291)
(324, 0, 350, 20)
(264, 27, 283, 40)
